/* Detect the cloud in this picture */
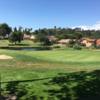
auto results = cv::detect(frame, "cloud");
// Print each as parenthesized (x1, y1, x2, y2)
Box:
(74, 21, 100, 30)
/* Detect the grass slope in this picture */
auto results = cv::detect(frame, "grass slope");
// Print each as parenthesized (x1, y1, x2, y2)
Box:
(0, 49, 100, 80)
(0, 48, 100, 99)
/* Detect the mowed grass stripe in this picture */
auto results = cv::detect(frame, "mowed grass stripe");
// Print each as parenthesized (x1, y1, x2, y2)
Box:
(0, 49, 100, 63)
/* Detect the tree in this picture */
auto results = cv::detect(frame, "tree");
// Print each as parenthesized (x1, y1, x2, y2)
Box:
(9, 28, 23, 44)
(35, 29, 53, 46)
(0, 23, 12, 38)
(23, 28, 32, 35)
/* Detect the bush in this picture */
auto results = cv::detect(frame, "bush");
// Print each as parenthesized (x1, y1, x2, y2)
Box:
(53, 45, 61, 49)
(68, 40, 76, 48)
(73, 44, 82, 50)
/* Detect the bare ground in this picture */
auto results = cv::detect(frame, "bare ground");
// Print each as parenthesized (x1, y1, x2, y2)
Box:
(0, 55, 13, 60)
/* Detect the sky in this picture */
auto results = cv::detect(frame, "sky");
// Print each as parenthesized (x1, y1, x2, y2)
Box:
(0, 0, 100, 30)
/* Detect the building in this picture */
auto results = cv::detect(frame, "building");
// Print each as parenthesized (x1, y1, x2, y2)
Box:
(80, 38, 95, 48)
(23, 34, 36, 40)
(58, 39, 71, 44)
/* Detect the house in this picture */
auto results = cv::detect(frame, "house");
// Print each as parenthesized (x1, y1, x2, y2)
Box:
(47, 36, 58, 42)
(58, 39, 71, 44)
(95, 39, 100, 47)
(23, 34, 36, 40)
(23, 34, 30, 40)
(30, 35, 36, 40)
(80, 38, 95, 47)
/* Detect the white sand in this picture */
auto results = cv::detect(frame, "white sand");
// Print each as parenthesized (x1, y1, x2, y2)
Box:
(0, 55, 13, 60)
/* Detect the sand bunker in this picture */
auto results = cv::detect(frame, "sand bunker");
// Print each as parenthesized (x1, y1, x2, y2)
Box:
(0, 55, 13, 60)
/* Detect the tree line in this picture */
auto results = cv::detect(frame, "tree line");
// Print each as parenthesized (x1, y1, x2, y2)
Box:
(34, 27, 100, 40)
(0, 23, 32, 44)
(1, 23, 100, 45)
(34, 27, 100, 46)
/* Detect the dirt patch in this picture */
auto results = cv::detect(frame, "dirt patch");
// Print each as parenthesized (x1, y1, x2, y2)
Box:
(0, 55, 13, 60)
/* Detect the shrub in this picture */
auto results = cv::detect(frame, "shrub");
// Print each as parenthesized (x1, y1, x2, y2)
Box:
(53, 45, 61, 49)
(68, 40, 76, 48)
(73, 44, 82, 50)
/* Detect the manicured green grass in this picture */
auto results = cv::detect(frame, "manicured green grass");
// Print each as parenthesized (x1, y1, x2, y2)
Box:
(0, 49, 100, 81)
(0, 46, 100, 99)
(0, 39, 37, 47)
